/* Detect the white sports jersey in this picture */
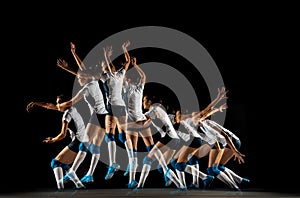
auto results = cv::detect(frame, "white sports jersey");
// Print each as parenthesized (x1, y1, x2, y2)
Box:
(123, 81, 147, 122)
(100, 68, 126, 106)
(145, 104, 179, 139)
(180, 118, 202, 139)
(78, 80, 108, 114)
(199, 119, 227, 147)
(62, 106, 86, 142)
(151, 121, 166, 138)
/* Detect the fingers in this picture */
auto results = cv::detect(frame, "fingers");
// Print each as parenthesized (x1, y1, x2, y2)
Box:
(26, 102, 34, 112)
(43, 137, 52, 143)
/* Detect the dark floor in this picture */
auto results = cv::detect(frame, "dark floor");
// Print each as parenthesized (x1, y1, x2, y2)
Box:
(2, 188, 299, 198)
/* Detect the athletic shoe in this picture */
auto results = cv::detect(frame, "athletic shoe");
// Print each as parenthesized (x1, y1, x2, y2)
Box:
(105, 163, 120, 180)
(202, 175, 214, 189)
(127, 180, 138, 189)
(164, 168, 172, 187)
(80, 175, 94, 184)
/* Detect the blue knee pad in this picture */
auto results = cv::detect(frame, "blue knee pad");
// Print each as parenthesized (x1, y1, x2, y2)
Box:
(146, 144, 154, 152)
(105, 133, 115, 143)
(143, 156, 153, 165)
(218, 164, 225, 171)
(79, 142, 89, 152)
(118, 133, 126, 144)
(170, 158, 177, 169)
(89, 144, 101, 154)
(50, 158, 70, 171)
(175, 162, 187, 171)
(207, 166, 221, 176)
(188, 155, 199, 165)
(50, 158, 60, 169)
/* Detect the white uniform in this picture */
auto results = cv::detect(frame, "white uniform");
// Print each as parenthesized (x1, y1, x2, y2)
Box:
(199, 119, 227, 147)
(180, 118, 202, 139)
(145, 104, 179, 139)
(100, 68, 126, 106)
(62, 106, 86, 142)
(78, 80, 108, 115)
(123, 81, 147, 122)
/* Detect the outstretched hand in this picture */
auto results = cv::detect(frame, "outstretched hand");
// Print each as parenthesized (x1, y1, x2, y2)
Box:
(103, 46, 113, 57)
(70, 42, 76, 52)
(26, 102, 35, 112)
(57, 58, 68, 68)
(122, 40, 130, 49)
(217, 87, 229, 100)
(218, 103, 228, 112)
(43, 137, 55, 143)
(233, 150, 245, 164)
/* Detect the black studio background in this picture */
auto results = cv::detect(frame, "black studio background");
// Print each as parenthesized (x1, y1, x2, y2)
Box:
(3, 3, 299, 195)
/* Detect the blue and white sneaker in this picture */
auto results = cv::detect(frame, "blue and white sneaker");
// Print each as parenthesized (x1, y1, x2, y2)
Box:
(132, 186, 143, 193)
(202, 175, 214, 189)
(105, 163, 120, 180)
(80, 175, 94, 184)
(123, 163, 130, 176)
(187, 183, 199, 189)
(164, 168, 173, 187)
(127, 180, 138, 189)
(242, 178, 250, 183)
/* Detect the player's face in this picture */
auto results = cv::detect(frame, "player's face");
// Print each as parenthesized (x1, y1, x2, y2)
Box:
(143, 96, 152, 110)
(175, 110, 181, 122)
(77, 73, 88, 86)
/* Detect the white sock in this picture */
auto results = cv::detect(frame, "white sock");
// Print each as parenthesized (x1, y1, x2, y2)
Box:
(124, 141, 135, 183)
(53, 167, 64, 190)
(216, 171, 239, 189)
(67, 170, 85, 188)
(193, 164, 200, 187)
(86, 154, 100, 176)
(223, 167, 245, 184)
(164, 168, 184, 188)
(176, 170, 186, 188)
(71, 151, 87, 172)
(151, 146, 184, 188)
(129, 157, 138, 182)
(137, 164, 151, 187)
(108, 141, 116, 165)
(185, 164, 207, 180)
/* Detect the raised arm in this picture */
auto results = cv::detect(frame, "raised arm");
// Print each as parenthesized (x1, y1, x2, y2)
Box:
(194, 87, 228, 118)
(201, 103, 228, 119)
(103, 46, 113, 73)
(70, 42, 86, 70)
(57, 91, 84, 112)
(131, 56, 146, 84)
(26, 101, 58, 112)
(56, 58, 78, 76)
(202, 87, 228, 115)
(121, 40, 131, 71)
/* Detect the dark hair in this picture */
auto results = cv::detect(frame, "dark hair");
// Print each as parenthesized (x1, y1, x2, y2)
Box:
(144, 94, 158, 104)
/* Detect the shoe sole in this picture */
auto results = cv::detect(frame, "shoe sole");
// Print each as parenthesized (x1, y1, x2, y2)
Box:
(81, 180, 94, 184)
